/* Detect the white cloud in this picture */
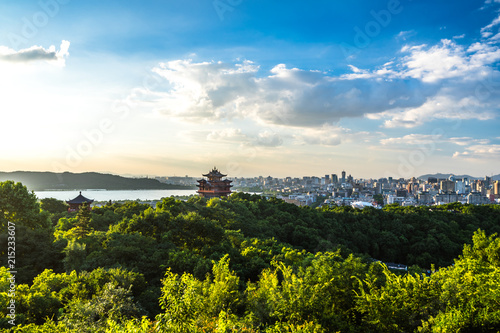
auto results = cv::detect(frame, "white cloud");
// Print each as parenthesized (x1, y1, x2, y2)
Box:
(373, 95, 496, 128)
(294, 125, 343, 146)
(293, 125, 376, 147)
(140, 59, 424, 127)
(447, 137, 490, 146)
(381, 134, 490, 146)
(396, 30, 417, 41)
(131, 21, 500, 130)
(481, 14, 500, 38)
(253, 131, 283, 147)
(349, 37, 500, 83)
(0, 41, 70, 66)
(202, 128, 284, 147)
(207, 128, 247, 142)
(453, 144, 500, 159)
(400, 40, 484, 82)
(380, 134, 441, 146)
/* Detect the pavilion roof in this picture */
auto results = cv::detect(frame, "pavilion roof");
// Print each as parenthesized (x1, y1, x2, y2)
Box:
(202, 167, 227, 178)
(66, 191, 94, 204)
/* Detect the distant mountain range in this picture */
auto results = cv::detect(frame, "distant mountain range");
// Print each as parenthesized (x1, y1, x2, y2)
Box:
(0, 171, 197, 191)
(417, 173, 500, 181)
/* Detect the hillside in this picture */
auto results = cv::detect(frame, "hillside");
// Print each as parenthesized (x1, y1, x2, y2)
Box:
(1, 189, 500, 332)
(418, 173, 500, 181)
(0, 171, 196, 191)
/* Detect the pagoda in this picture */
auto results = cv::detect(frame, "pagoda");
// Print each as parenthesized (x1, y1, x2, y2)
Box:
(197, 167, 232, 198)
(66, 191, 94, 212)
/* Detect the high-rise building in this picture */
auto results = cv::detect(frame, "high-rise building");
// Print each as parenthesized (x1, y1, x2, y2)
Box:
(331, 174, 338, 184)
(455, 180, 466, 194)
(341, 170, 346, 183)
(407, 182, 419, 194)
(440, 180, 455, 193)
(396, 189, 407, 197)
(494, 181, 500, 195)
(485, 176, 492, 187)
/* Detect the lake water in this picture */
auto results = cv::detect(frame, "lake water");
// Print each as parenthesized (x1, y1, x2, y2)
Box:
(35, 189, 198, 202)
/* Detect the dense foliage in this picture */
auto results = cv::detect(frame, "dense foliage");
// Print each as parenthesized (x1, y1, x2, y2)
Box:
(1, 181, 500, 332)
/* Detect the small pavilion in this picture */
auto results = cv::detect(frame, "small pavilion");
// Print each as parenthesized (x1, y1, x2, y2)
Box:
(66, 191, 94, 212)
(197, 167, 232, 198)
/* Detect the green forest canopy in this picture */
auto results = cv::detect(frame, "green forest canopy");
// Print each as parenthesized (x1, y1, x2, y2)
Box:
(1, 180, 500, 332)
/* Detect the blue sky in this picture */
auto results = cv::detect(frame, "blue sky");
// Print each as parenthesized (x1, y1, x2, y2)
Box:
(0, 0, 499, 178)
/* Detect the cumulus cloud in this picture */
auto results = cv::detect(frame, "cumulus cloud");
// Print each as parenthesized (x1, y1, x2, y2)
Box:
(293, 125, 377, 147)
(133, 17, 500, 130)
(0, 40, 70, 65)
(204, 128, 284, 147)
(346, 36, 500, 127)
(253, 131, 283, 147)
(142, 59, 426, 127)
(206, 128, 246, 142)
(201, 124, 381, 148)
(294, 125, 343, 146)
(370, 94, 496, 128)
(453, 144, 500, 159)
(400, 40, 478, 82)
(344, 39, 500, 83)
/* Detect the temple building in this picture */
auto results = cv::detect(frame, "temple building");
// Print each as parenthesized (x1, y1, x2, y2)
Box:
(197, 167, 232, 198)
(66, 191, 94, 212)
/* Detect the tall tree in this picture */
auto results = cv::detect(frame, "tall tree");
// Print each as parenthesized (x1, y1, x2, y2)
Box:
(40, 198, 68, 214)
(74, 203, 93, 239)
(0, 181, 49, 230)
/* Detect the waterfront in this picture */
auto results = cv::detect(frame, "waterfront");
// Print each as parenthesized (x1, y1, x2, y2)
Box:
(35, 189, 198, 202)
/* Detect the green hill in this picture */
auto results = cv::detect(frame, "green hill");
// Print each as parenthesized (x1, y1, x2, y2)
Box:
(418, 173, 500, 181)
(0, 171, 196, 191)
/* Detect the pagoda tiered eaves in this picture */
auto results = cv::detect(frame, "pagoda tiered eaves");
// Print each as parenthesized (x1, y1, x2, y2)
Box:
(197, 167, 232, 198)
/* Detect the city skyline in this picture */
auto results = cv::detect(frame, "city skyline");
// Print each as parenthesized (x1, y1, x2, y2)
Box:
(1, 0, 500, 179)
